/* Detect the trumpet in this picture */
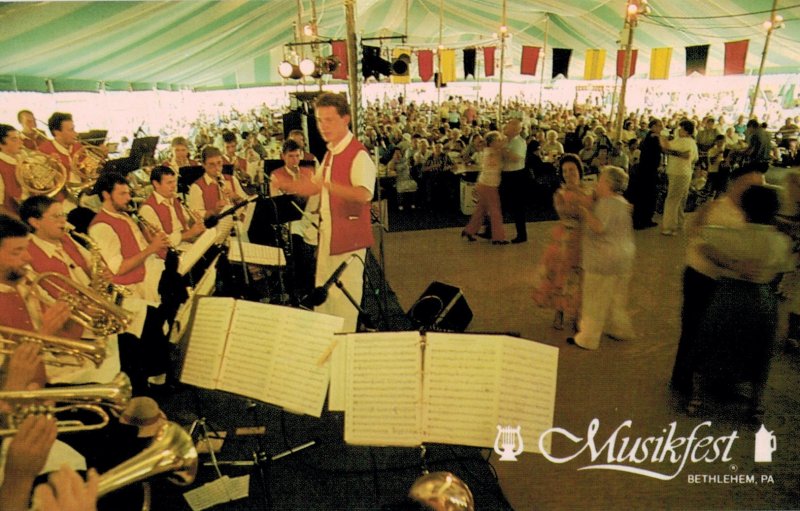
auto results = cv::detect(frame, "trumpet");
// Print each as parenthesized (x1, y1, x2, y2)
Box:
(28, 270, 133, 337)
(0, 373, 131, 437)
(96, 421, 198, 497)
(0, 325, 106, 368)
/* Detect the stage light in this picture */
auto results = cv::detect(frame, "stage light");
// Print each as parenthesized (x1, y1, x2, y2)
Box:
(278, 61, 302, 79)
(299, 58, 316, 76)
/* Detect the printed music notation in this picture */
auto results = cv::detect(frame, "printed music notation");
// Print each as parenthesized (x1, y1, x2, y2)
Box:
(337, 332, 559, 452)
(227, 241, 286, 266)
(180, 297, 343, 417)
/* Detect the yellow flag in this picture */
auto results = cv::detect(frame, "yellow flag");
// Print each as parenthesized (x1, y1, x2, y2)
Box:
(583, 49, 606, 80)
(390, 48, 411, 84)
(649, 47, 672, 80)
(439, 49, 456, 84)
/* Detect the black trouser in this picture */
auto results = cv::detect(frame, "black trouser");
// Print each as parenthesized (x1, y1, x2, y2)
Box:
(670, 267, 717, 394)
(631, 166, 659, 227)
(118, 305, 170, 395)
(499, 169, 529, 240)
(290, 234, 317, 303)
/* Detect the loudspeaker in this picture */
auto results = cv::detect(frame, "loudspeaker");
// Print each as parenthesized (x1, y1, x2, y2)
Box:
(408, 281, 472, 332)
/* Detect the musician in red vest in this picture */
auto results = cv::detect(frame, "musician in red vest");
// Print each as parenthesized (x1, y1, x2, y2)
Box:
(221, 131, 248, 181)
(19, 195, 123, 384)
(88, 172, 168, 304)
(88, 172, 171, 391)
(17, 109, 48, 151)
(37, 112, 83, 207)
(311, 92, 376, 332)
(0, 214, 72, 389)
(161, 136, 198, 170)
(0, 124, 24, 218)
(287, 129, 320, 167)
(187, 146, 246, 220)
(139, 166, 205, 248)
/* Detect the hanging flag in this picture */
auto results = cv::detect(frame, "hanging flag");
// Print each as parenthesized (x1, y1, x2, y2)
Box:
(583, 49, 606, 80)
(724, 40, 749, 75)
(463, 48, 476, 79)
(390, 48, 411, 84)
(520, 46, 540, 76)
(649, 47, 672, 80)
(439, 49, 456, 83)
(552, 48, 572, 78)
(484, 47, 496, 77)
(616, 49, 638, 78)
(331, 40, 348, 80)
(685, 44, 710, 75)
(418, 49, 434, 82)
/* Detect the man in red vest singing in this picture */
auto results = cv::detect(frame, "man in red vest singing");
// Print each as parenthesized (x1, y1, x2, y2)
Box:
(139, 166, 205, 249)
(19, 195, 123, 384)
(311, 92, 376, 332)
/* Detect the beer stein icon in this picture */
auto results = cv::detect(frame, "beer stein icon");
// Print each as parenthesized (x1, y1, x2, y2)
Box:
(754, 424, 776, 463)
(494, 425, 524, 461)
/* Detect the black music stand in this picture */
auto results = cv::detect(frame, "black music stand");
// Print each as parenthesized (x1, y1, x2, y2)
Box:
(247, 195, 302, 246)
(177, 165, 205, 196)
(263, 159, 284, 178)
(115, 136, 159, 175)
(222, 164, 235, 177)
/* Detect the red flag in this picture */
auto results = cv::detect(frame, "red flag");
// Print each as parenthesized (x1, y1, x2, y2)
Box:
(616, 49, 638, 78)
(521, 46, 540, 76)
(724, 40, 749, 75)
(418, 49, 434, 82)
(484, 47, 496, 77)
(330, 40, 348, 80)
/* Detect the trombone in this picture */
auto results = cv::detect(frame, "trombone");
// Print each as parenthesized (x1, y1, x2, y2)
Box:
(0, 372, 131, 437)
(0, 325, 106, 368)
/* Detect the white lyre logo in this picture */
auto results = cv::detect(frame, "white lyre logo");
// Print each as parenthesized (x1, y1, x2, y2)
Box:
(494, 425, 524, 461)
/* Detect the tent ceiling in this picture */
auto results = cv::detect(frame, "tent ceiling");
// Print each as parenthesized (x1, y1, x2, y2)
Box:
(0, 0, 798, 92)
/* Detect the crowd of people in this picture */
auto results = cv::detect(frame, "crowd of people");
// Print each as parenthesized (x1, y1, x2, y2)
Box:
(0, 89, 799, 510)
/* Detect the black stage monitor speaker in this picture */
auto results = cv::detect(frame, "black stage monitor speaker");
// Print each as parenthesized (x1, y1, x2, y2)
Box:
(408, 281, 472, 332)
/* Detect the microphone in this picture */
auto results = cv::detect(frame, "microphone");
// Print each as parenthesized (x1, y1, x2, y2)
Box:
(304, 254, 357, 307)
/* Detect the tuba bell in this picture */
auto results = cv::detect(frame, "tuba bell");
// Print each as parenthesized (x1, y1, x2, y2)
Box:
(15, 148, 68, 198)
(96, 421, 199, 497)
(409, 472, 475, 511)
(0, 372, 132, 437)
(0, 325, 107, 368)
(28, 270, 133, 337)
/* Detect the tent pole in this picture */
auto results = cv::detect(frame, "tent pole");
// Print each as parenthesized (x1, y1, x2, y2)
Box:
(437, 0, 443, 108)
(614, 1, 636, 143)
(404, 0, 409, 100)
(539, 13, 548, 110)
(344, 0, 360, 134)
(750, 0, 779, 119)
(498, 0, 507, 125)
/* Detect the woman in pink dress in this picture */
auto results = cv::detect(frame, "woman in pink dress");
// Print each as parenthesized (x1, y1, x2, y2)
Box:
(532, 154, 594, 330)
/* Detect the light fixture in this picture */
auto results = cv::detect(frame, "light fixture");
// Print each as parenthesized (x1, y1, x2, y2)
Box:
(299, 58, 316, 76)
(278, 60, 302, 79)
(303, 23, 317, 37)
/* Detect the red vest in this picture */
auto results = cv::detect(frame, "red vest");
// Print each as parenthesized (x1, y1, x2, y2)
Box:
(27, 236, 90, 277)
(223, 154, 247, 173)
(327, 138, 374, 255)
(0, 159, 21, 213)
(194, 174, 233, 212)
(37, 139, 80, 202)
(89, 210, 146, 285)
(21, 131, 47, 151)
(0, 290, 56, 383)
(142, 194, 188, 234)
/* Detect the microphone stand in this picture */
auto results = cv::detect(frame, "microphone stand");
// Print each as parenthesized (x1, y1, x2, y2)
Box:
(207, 195, 259, 290)
(333, 275, 375, 331)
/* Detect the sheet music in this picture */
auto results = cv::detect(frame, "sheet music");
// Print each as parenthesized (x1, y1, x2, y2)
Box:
(216, 300, 277, 401)
(327, 336, 347, 411)
(181, 297, 236, 388)
(423, 333, 503, 448)
(497, 337, 559, 453)
(178, 227, 219, 275)
(228, 241, 286, 266)
(344, 332, 423, 447)
(263, 306, 343, 417)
